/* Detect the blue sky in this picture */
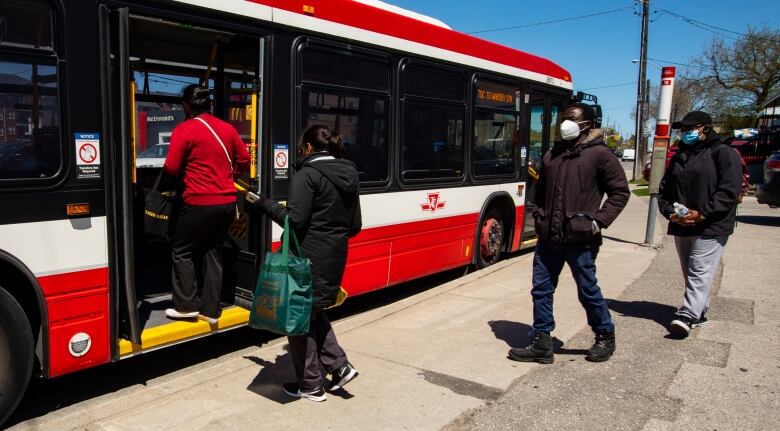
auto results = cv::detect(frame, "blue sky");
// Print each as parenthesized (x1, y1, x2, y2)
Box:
(389, 0, 778, 138)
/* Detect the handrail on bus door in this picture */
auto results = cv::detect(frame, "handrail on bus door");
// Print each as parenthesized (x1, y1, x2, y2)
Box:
(118, 7, 142, 345)
(130, 80, 137, 184)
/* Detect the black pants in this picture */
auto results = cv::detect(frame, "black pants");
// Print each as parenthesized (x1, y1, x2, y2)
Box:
(287, 309, 347, 390)
(170, 202, 234, 318)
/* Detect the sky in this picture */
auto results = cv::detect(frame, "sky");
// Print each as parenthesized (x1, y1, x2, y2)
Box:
(388, 0, 779, 138)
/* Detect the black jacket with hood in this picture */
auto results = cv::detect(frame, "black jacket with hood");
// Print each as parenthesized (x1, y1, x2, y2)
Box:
(253, 153, 362, 309)
(533, 129, 630, 246)
(657, 133, 742, 237)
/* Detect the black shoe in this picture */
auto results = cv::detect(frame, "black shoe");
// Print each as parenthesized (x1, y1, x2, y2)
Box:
(508, 332, 554, 364)
(692, 314, 708, 328)
(328, 362, 359, 391)
(282, 382, 327, 402)
(670, 315, 694, 338)
(585, 330, 616, 362)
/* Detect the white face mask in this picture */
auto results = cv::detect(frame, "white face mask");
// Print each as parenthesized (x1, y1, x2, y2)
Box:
(560, 120, 586, 141)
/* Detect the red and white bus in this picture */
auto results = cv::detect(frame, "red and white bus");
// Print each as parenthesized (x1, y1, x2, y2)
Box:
(0, 0, 575, 422)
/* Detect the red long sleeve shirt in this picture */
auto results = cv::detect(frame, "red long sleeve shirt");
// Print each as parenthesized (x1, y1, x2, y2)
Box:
(163, 113, 251, 205)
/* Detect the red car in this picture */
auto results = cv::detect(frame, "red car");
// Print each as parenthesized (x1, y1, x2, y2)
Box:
(642, 146, 678, 181)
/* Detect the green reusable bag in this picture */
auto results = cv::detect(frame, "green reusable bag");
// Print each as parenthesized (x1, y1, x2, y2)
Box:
(249, 216, 312, 335)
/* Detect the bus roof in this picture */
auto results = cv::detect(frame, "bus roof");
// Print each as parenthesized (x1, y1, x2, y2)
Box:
(176, 0, 573, 89)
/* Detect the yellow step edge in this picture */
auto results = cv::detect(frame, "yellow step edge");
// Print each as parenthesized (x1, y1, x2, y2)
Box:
(118, 307, 250, 357)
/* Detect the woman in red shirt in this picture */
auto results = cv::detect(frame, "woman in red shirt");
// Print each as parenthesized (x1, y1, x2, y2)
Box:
(163, 85, 250, 323)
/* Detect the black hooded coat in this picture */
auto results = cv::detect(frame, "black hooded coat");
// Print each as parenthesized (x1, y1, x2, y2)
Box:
(253, 153, 362, 309)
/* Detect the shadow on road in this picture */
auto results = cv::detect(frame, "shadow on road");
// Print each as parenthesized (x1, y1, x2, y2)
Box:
(244, 353, 299, 404)
(608, 299, 677, 329)
(736, 214, 780, 227)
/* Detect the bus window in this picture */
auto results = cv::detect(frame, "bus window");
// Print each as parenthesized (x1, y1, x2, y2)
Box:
(0, 1, 53, 50)
(298, 42, 391, 184)
(473, 112, 516, 176)
(0, 62, 60, 179)
(302, 91, 388, 182)
(402, 102, 464, 180)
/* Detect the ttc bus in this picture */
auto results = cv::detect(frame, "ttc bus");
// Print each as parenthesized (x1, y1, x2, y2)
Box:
(0, 0, 578, 422)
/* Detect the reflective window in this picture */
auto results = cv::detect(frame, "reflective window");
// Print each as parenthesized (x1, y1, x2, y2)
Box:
(473, 112, 517, 176)
(403, 65, 465, 101)
(402, 102, 464, 180)
(549, 105, 560, 143)
(0, 1, 53, 50)
(528, 103, 545, 175)
(0, 60, 60, 179)
(302, 90, 389, 182)
(301, 48, 389, 91)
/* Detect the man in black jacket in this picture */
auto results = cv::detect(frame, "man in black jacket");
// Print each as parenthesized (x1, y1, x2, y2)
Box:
(658, 111, 742, 338)
(508, 103, 630, 364)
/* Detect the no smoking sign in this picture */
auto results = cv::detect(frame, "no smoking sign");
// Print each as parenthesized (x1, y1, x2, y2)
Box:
(74, 133, 102, 180)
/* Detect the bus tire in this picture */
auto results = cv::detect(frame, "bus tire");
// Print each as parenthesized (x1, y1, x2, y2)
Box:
(476, 209, 504, 269)
(0, 285, 34, 426)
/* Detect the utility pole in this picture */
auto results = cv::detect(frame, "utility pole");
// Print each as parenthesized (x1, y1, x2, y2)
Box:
(633, 0, 650, 181)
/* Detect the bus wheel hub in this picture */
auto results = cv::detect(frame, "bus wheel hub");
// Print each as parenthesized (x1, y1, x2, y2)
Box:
(480, 219, 502, 258)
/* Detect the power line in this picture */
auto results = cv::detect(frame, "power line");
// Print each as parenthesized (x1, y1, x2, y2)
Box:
(580, 81, 637, 91)
(466, 7, 632, 35)
(657, 9, 780, 43)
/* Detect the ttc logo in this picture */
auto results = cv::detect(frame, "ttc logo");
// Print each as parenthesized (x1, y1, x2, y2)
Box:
(421, 192, 446, 213)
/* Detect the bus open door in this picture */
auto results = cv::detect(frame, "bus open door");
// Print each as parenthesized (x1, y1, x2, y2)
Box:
(105, 7, 266, 357)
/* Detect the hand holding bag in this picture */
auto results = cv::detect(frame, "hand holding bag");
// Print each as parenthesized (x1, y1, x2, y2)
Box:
(143, 170, 176, 239)
(249, 216, 313, 335)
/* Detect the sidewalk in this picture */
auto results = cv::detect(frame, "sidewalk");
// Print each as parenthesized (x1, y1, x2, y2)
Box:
(10, 195, 668, 431)
(449, 197, 780, 430)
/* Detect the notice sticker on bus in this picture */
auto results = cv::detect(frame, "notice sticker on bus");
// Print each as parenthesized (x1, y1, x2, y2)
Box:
(273, 144, 289, 179)
(75, 133, 102, 180)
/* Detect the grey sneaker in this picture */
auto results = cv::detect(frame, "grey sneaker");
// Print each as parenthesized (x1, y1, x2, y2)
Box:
(282, 383, 326, 402)
(198, 314, 218, 325)
(328, 362, 359, 391)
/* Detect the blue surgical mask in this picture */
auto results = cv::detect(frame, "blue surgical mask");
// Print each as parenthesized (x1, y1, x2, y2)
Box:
(681, 130, 700, 145)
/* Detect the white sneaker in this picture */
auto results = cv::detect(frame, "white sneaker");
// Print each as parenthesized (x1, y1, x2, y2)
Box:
(198, 314, 218, 325)
(165, 308, 198, 319)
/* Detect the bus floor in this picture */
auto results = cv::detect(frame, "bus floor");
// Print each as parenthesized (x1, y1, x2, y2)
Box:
(133, 239, 237, 331)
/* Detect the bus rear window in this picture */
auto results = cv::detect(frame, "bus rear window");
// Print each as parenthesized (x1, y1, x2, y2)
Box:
(0, 60, 60, 179)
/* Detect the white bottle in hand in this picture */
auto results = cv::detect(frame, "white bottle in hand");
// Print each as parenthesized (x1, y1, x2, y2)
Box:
(673, 202, 689, 218)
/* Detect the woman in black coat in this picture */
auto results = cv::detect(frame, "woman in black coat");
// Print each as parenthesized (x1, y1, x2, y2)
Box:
(247, 125, 361, 401)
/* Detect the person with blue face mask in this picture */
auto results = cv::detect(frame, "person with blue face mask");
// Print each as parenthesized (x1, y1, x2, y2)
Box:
(657, 111, 743, 338)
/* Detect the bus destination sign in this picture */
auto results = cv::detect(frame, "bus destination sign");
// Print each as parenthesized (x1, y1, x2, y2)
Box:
(476, 81, 518, 110)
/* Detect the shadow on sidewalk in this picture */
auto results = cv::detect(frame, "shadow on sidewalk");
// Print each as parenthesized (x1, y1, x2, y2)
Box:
(602, 235, 644, 246)
(244, 353, 299, 404)
(736, 215, 780, 227)
(608, 299, 676, 329)
(244, 351, 356, 403)
(488, 320, 567, 352)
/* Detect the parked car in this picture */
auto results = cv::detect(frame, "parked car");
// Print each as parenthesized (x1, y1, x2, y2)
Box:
(135, 143, 169, 168)
(621, 148, 635, 161)
(642, 146, 679, 181)
(756, 151, 780, 208)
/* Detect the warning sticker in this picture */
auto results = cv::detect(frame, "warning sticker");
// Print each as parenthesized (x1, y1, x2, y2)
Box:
(74, 133, 102, 180)
(273, 144, 289, 179)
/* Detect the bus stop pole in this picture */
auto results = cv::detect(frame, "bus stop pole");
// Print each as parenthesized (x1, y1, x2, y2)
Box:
(645, 66, 677, 246)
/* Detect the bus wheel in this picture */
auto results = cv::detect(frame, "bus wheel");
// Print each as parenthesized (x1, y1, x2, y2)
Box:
(0, 286, 34, 426)
(477, 209, 504, 269)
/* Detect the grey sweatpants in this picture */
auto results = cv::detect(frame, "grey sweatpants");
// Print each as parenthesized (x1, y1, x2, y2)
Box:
(674, 235, 728, 320)
(287, 309, 347, 390)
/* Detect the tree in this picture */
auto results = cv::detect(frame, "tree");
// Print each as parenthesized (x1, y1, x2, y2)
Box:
(691, 25, 780, 114)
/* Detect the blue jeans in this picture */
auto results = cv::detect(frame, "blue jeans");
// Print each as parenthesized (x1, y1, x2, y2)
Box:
(530, 240, 614, 336)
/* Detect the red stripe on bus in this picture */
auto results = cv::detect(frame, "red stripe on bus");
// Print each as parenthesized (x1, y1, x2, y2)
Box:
(37, 267, 110, 377)
(249, 0, 571, 81)
(271, 210, 527, 295)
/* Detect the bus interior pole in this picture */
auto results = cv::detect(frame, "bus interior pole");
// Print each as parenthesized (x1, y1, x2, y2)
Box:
(633, 0, 649, 181)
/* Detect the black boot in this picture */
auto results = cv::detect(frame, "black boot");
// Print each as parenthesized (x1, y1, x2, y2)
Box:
(585, 330, 616, 362)
(508, 332, 554, 364)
